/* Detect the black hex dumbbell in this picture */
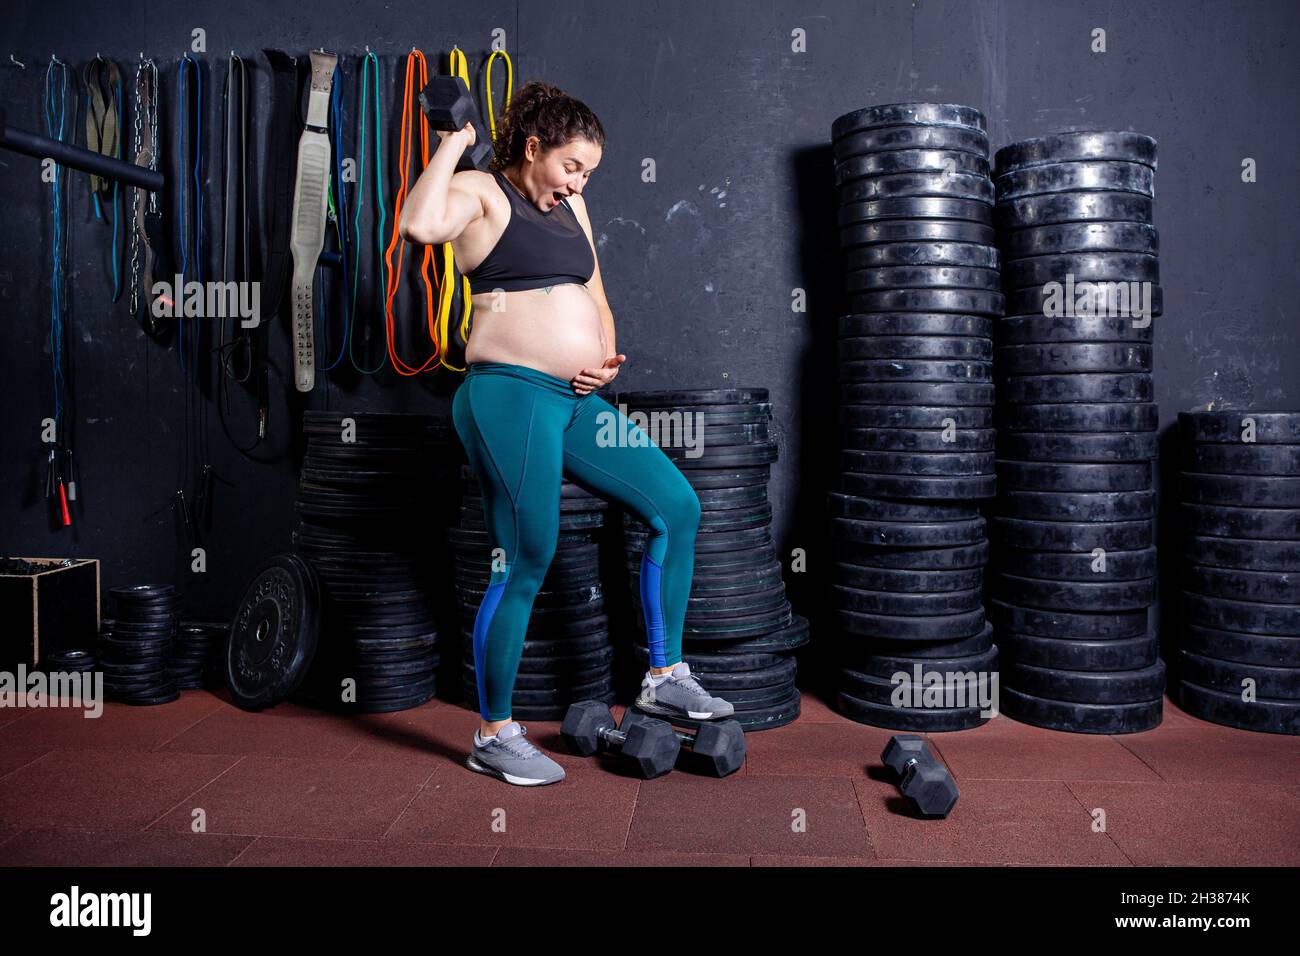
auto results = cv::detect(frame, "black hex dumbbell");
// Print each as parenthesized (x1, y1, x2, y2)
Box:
(561, 701, 679, 779)
(625, 709, 747, 777)
(419, 76, 495, 171)
(881, 734, 959, 818)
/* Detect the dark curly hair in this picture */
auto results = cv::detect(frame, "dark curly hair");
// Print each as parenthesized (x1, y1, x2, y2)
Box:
(490, 80, 606, 171)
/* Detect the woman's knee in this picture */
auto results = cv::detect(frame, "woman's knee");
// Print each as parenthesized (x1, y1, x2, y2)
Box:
(660, 481, 701, 533)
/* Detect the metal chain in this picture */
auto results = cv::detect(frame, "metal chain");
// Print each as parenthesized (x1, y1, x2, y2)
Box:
(129, 57, 144, 316)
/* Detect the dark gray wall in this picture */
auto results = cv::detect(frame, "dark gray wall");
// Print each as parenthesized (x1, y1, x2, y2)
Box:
(1, 1, 1296, 643)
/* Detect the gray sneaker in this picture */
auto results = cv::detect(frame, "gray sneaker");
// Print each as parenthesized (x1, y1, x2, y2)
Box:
(635, 661, 735, 720)
(466, 721, 566, 786)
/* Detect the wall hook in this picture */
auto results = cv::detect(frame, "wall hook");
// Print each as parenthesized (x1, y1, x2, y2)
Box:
(8, 54, 25, 69)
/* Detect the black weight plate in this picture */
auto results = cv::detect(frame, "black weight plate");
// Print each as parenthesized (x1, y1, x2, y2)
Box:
(840, 219, 996, 247)
(626, 525, 770, 552)
(1004, 282, 1162, 320)
(696, 485, 770, 510)
(835, 149, 990, 183)
(836, 690, 989, 731)
(995, 313, 1154, 345)
(997, 430, 1158, 463)
(1182, 444, 1300, 477)
(841, 427, 995, 452)
(997, 373, 1153, 404)
(842, 449, 995, 476)
(837, 358, 987, 385)
(1178, 410, 1300, 445)
(839, 472, 998, 500)
(1001, 632, 1158, 672)
(838, 312, 994, 338)
(828, 492, 979, 522)
(995, 546, 1156, 581)
(992, 516, 1152, 551)
(838, 196, 993, 226)
(838, 335, 993, 361)
(681, 466, 771, 491)
(1179, 650, 1300, 700)
(851, 621, 995, 660)
(997, 490, 1155, 522)
(693, 613, 811, 655)
(994, 572, 1155, 612)
(1008, 659, 1165, 704)
(834, 583, 984, 616)
(997, 402, 1157, 432)
(1182, 592, 1300, 637)
(1182, 624, 1300, 668)
(845, 241, 999, 270)
(676, 604, 794, 639)
(840, 405, 994, 429)
(840, 381, 995, 406)
(845, 265, 1001, 292)
(843, 645, 998, 681)
(1002, 221, 1160, 259)
(636, 688, 802, 733)
(996, 343, 1152, 375)
(995, 161, 1155, 201)
(664, 444, 779, 469)
(835, 562, 984, 593)
(994, 131, 1157, 174)
(837, 606, 986, 641)
(1182, 564, 1298, 603)
(617, 387, 768, 407)
(1177, 681, 1299, 735)
(1004, 252, 1159, 290)
(1179, 503, 1300, 540)
(847, 289, 1004, 316)
(837, 666, 995, 708)
(1001, 686, 1161, 733)
(1181, 536, 1300, 573)
(839, 171, 993, 205)
(835, 539, 989, 571)
(832, 103, 987, 138)
(996, 459, 1151, 492)
(833, 123, 990, 160)
(996, 190, 1154, 230)
(832, 516, 987, 548)
(988, 597, 1147, 638)
(227, 554, 321, 710)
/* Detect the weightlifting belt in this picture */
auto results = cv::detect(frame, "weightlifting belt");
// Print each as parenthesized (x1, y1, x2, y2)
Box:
(287, 49, 337, 391)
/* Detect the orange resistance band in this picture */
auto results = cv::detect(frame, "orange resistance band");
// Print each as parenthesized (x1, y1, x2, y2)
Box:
(384, 48, 442, 376)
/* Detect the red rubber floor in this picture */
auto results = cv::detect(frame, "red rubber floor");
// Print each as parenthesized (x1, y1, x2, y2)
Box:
(1, 689, 1297, 866)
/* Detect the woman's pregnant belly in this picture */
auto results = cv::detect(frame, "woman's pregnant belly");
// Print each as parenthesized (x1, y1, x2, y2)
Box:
(465, 283, 608, 382)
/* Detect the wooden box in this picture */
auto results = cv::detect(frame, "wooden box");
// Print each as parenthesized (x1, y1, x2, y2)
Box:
(0, 558, 101, 667)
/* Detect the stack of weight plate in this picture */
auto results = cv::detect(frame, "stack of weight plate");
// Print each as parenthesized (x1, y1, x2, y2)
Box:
(453, 463, 616, 720)
(171, 622, 226, 690)
(830, 103, 1001, 732)
(1177, 411, 1300, 735)
(614, 387, 807, 732)
(99, 585, 180, 705)
(290, 411, 449, 714)
(991, 130, 1165, 733)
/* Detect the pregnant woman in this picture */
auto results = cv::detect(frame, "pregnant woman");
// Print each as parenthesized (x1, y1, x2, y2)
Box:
(399, 81, 734, 786)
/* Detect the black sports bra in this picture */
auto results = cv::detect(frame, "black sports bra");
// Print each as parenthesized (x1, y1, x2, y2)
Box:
(465, 170, 596, 294)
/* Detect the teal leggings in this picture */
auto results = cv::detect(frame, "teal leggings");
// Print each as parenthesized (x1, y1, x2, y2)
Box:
(451, 361, 702, 721)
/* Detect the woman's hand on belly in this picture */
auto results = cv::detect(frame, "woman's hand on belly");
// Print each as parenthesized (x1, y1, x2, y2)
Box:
(571, 354, 626, 396)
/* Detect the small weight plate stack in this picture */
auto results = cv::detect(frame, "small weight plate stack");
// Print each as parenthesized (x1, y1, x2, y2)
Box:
(100, 585, 181, 705)
(1177, 411, 1300, 735)
(991, 131, 1165, 734)
(291, 412, 452, 713)
(453, 463, 617, 720)
(830, 103, 1001, 731)
(615, 387, 807, 732)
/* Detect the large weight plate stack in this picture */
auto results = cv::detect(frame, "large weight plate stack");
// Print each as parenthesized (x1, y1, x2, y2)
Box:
(1176, 411, 1300, 734)
(100, 585, 181, 705)
(454, 463, 617, 720)
(830, 103, 1001, 731)
(290, 412, 452, 714)
(615, 387, 804, 731)
(990, 130, 1164, 733)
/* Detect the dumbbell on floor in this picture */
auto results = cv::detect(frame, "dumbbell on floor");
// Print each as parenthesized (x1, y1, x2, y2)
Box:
(625, 708, 747, 777)
(419, 76, 494, 171)
(561, 701, 679, 779)
(881, 734, 959, 818)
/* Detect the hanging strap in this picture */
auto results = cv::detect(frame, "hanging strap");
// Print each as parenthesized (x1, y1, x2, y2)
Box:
(348, 50, 389, 375)
(383, 48, 441, 376)
(83, 57, 121, 200)
(287, 49, 337, 392)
